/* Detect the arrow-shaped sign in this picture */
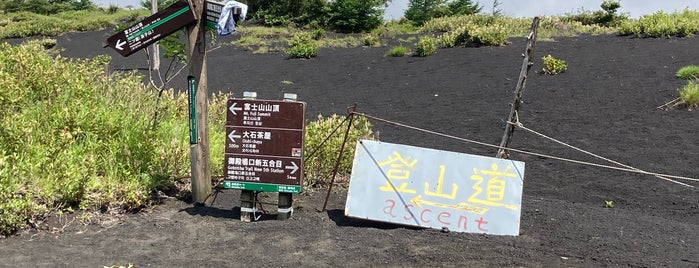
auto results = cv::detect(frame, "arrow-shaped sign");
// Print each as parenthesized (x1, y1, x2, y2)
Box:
(104, 0, 195, 57)
(285, 161, 299, 174)
(229, 102, 242, 115)
(228, 130, 241, 142)
(115, 39, 126, 50)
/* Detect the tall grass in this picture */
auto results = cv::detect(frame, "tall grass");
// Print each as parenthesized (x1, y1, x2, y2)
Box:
(0, 40, 226, 235)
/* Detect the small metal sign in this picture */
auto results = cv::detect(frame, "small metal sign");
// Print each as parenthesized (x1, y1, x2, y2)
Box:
(105, 0, 195, 57)
(205, 0, 224, 28)
(345, 140, 526, 236)
(223, 98, 306, 193)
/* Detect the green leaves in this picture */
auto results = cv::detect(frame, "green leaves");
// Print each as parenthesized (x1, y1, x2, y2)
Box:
(287, 32, 320, 59)
(679, 81, 699, 110)
(415, 36, 437, 57)
(542, 54, 568, 75)
(676, 65, 699, 80)
(0, 40, 200, 235)
(303, 114, 375, 188)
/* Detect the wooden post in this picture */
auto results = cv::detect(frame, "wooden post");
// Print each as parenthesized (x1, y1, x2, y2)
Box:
(496, 17, 540, 159)
(240, 190, 255, 222)
(186, 0, 211, 204)
(150, 0, 160, 72)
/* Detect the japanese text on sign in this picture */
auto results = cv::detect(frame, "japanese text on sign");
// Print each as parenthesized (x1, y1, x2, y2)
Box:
(345, 140, 525, 236)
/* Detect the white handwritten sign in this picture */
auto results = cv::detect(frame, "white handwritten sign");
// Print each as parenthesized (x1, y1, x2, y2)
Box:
(345, 140, 525, 236)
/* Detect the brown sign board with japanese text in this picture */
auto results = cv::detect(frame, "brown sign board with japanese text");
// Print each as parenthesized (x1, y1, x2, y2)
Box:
(105, 0, 195, 57)
(223, 98, 306, 193)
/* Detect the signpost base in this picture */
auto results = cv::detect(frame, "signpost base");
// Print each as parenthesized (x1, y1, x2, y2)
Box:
(240, 190, 255, 222)
(277, 192, 293, 220)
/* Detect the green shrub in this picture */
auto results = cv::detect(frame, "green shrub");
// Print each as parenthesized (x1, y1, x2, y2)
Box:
(107, 4, 119, 14)
(304, 114, 375, 188)
(0, 9, 146, 38)
(679, 81, 699, 110)
(362, 34, 380, 46)
(311, 28, 325, 40)
(0, 40, 226, 236)
(414, 36, 437, 56)
(469, 24, 509, 46)
(542, 54, 567, 75)
(385, 46, 410, 57)
(618, 9, 699, 37)
(676, 65, 699, 80)
(328, 0, 384, 33)
(287, 32, 320, 59)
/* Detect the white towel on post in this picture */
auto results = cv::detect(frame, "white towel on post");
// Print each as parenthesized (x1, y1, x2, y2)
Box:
(217, 1, 248, 36)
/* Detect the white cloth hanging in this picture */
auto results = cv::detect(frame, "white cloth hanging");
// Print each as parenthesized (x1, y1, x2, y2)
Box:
(217, 1, 248, 36)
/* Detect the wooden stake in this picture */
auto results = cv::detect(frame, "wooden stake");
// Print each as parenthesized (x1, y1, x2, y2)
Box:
(240, 190, 255, 222)
(186, 0, 211, 204)
(496, 17, 540, 159)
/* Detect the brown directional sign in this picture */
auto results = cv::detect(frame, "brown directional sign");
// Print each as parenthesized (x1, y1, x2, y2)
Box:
(224, 98, 306, 193)
(226, 99, 305, 129)
(226, 126, 303, 156)
(105, 0, 195, 57)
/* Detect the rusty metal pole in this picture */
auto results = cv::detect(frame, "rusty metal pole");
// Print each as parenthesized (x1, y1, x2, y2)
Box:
(322, 104, 357, 212)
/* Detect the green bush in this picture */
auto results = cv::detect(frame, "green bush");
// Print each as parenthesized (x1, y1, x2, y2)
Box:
(618, 9, 699, 37)
(249, 0, 329, 27)
(0, 9, 146, 38)
(676, 65, 699, 80)
(304, 114, 375, 188)
(311, 28, 325, 40)
(385, 46, 410, 57)
(562, 0, 626, 27)
(1, 0, 95, 15)
(328, 0, 384, 33)
(414, 36, 437, 56)
(542, 54, 567, 75)
(287, 32, 320, 59)
(679, 81, 699, 110)
(362, 34, 380, 46)
(0, 40, 226, 236)
(469, 24, 509, 46)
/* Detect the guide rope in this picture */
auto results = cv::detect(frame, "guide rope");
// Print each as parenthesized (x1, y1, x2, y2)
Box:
(352, 112, 697, 188)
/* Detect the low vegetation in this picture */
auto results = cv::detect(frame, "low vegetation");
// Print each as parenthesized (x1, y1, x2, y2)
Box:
(541, 54, 568, 75)
(385, 45, 410, 57)
(414, 36, 437, 57)
(676, 65, 699, 80)
(304, 115, 375, 188)
(0, 40, 197, 235)
(618, 9, 699, 37)
(0, 8, 145, 39)
(679, 81, 699, 110)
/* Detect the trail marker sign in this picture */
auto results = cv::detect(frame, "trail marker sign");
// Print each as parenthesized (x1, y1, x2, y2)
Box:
(223, 98, 306, 193)
(345, 140, 526, 236)
(105, 0, 195, 57)
(205, 0, 224, 28)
